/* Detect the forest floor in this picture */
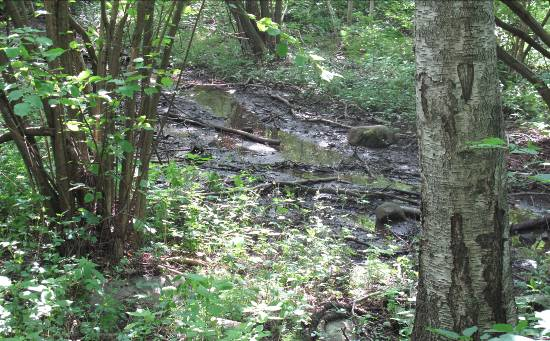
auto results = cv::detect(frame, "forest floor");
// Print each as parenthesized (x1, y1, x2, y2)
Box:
(105, 69, 550, 340)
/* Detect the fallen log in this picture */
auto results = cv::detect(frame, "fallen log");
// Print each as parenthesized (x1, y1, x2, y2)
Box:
(511, 215, 550, 234)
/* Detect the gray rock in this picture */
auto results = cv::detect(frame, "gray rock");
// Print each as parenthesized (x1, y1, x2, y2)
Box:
(347, 125, 397, 148)
(320, 319, 357, 341)
(375, 202, 407, 226)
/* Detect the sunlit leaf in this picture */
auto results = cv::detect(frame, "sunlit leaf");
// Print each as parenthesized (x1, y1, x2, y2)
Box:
(14, 102, 32, 116)
(4, 47, 20, 58)
(76, 70, 91, 82)
(466, 137, 507, 149)
(160, 77, 173, 87)
(295, 54, 308, 66)
(84, 193, 94, 204)
(530, 173, 550, 184)
(43, 47, 66, 61)
(276, 42, 288, 58)
(66, 121, 80, 132)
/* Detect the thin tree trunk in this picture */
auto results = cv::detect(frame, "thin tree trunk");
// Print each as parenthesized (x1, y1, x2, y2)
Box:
(413, 1, 516, 340)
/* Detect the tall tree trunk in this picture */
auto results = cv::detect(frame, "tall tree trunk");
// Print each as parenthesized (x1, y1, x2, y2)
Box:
(412, 1, 516, 340)
(369, 0, 375, 17)
(227, 0, 267, 57)
(347, 0, 353, 25)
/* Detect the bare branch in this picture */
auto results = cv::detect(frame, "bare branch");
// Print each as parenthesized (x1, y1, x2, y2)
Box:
(501, 0, 550, 48)
(496, 17, 550, 59)
(497, 45, 550, 110)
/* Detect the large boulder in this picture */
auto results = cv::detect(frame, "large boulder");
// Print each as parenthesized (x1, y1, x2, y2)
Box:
(347, 125, 396, 148)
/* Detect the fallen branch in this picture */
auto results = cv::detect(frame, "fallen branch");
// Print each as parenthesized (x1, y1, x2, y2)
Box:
(158, 264, 185, 276)
(304, 118, 352, 129)
(344, 236, 373, 248)
(269, 93, 293, 107)
(255, 176, 339, 190)
(511, 215, 550, 234)
(166, 112, 281, 145)
(289, 184, 419, 205)
(162, 256, 208, 267)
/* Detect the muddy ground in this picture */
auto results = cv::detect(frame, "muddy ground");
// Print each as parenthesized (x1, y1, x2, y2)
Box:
(156, 70, 549, 240)
(149, 70, 550, 339)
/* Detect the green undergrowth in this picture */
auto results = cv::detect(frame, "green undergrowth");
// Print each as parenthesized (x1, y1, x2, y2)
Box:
(0, 150, 549, 339)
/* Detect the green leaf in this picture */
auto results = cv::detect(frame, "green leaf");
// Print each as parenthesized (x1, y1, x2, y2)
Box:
(144, 87, 159, 95)
(34, 36, 53, 47)
(160, 77, 173, 87)
(427, 328, 461, 340)
(116, 83, 140, 97)
(66, 121, 80, 132)
(295, 54, 307, 66)
(267, 27, 281, 36)
(43, 47, 66, 61)
(489, 324, 514, 333)
(7, 90, 24, 102)
(69, 40, 79, 49)
(76, 70, 91, 82)
(27, 95, 43, 110)
(14, 102, 32, 116)
(276, 42, 288, 58)
(309, 53, 325, 61)
(84, 193, 94, 204)
(462, 326, 478, 337)
(4, 47, 20, 58)
(256, 17, 273, 32)
(530, 173, 550, 184)
(120, 140, 134, 153)
(510, 142, 540, 155)
(466, 137, 506, 149)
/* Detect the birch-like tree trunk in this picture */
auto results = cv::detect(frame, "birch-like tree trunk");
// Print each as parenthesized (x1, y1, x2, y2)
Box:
(413, 1, 516, 340)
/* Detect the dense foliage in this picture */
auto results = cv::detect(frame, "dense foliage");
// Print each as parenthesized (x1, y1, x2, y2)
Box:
(0, 0, 549, 340)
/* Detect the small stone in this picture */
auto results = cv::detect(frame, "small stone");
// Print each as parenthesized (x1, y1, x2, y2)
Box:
(347, 125, 397, 148)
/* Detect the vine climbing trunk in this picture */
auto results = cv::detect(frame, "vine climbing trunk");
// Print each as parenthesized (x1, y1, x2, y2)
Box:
(412, 1, 516, 340)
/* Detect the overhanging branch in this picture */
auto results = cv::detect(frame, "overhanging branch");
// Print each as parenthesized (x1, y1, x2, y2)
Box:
(495, 17, 550, 59)
(500, 0, 550, 48)
(497, 45, 550, 110)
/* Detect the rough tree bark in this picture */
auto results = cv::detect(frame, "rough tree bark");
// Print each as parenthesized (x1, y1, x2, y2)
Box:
(413, 1, 516, 340)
